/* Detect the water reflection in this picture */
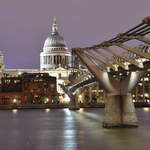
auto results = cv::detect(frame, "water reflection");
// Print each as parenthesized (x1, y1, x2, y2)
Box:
(63, 108, 72, 115)
(78, 108, 84, 113)
(45, 108, 50, 112)
(0, 108, 149, 150)
(12, 109, 18, 114)
(63, 109, 77, 150)
(143, 107, 150, 112)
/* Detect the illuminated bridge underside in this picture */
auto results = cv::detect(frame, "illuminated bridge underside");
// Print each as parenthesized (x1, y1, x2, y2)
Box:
(60, 76, 96, 110)
(71, 17, 150, 128)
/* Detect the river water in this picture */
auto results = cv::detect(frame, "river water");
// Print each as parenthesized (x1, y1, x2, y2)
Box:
(0, 108, 149, 150)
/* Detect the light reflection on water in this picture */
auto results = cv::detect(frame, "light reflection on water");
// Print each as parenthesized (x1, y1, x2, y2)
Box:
(12, 109, 18, 114)
(63, 109, 77, 150)
(0, 108, 149, 150)
(45, 108, 50, 112)
(143, 107, 150, 112)
(78, 108, 84, 113)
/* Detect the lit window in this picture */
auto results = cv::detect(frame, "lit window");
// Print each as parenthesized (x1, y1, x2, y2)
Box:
(138, 83, 142, 86)
(144, 93, 149, 98)
(14, 80, 20, 83)
(5, 80, 11, 84)
(144, 77, 149, 81)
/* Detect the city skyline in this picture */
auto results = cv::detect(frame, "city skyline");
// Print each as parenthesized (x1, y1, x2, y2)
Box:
(0, 0, 150, 69)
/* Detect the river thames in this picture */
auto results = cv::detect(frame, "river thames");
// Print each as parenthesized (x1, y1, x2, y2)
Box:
(0, 108, 149, 150)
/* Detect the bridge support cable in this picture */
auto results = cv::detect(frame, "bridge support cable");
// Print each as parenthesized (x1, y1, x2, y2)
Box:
(84, 52, 107, 71)
(88, 50, 120, 71)
(135, 36, 150, 45)
(102, 47, 143, 68)
(85, 51, 117, 71)
(94, 49, 128, 70)
(113, 43, 150, 59)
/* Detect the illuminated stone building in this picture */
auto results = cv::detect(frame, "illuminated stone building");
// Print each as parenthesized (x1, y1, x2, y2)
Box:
(40, 17, 71, 70)
(0, 73, 57, 104)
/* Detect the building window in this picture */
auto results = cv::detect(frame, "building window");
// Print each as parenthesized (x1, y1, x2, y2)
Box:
(14, 80, 20, 83)
(2, 96, 10, 105)
(5, 80, 11, 84)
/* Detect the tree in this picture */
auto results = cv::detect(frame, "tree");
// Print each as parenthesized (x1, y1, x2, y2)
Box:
(27, 95, 34, 104)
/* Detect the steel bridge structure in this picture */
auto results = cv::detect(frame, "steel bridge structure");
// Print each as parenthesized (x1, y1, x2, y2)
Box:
(61, 17, 150, 128)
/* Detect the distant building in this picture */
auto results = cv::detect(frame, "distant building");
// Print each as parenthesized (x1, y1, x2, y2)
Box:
(0, 51, 4, 70)
(0, 73, 57, 105)
(40, 17, 71, 70)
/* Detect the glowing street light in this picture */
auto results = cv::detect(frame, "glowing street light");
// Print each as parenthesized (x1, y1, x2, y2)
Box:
(13, 99, 17, 104)
(44, 98, 49, 104)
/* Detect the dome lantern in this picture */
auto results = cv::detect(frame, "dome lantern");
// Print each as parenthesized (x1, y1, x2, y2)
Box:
(51, 17, 58, 35)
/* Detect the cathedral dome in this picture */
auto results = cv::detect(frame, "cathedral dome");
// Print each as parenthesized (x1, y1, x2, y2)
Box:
(40, 17, 71, 70)
(43, 17, 67, 48)
(44, 34, 66, 48)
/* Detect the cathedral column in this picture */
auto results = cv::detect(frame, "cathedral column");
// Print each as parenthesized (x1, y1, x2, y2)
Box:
(48, 56, 50, 64)
(44, 56, 45, 65)
(50, 55, 52, 64)
(46, 56, 48, 64)
(47, 56, 48, 64)
(58, 56, 60, 65)
(56, 56, 57, 65)
(64, 56, 66, 65)
(44, 56, 46, 64)
(66, 56, 67, 65)
(62, 56, 65, 65)
(54, 56, 56, 64)
(47, 56, 49, 64)
(60, 56, 62, 64)
(59, 56, 60, 65)
(52, 55, 54, 65)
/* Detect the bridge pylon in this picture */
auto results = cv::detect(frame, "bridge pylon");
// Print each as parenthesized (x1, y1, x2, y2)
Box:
(103, 93, 138, 128)
(73, 47, 145, 128)
(68, 90, 80, 110)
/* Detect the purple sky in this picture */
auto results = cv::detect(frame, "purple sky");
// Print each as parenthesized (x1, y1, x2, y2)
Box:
(0, 0, 150, 69)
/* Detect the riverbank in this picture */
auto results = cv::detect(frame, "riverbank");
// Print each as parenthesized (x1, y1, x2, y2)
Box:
(0, 104, 68, 110)
(0, 102, 149, 110)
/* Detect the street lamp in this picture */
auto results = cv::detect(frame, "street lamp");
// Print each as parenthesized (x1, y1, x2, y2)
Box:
(13, 99, 17, 104)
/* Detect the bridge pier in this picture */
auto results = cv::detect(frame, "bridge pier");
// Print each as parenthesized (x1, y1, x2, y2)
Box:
(122, 93, 138, 127)
(103, 93, 138, 128)
(103, 94, 122, 128)
(69, 92, 80, 110)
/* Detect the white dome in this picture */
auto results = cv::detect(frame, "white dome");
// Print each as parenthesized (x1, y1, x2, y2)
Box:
(44, 34, 66, 48)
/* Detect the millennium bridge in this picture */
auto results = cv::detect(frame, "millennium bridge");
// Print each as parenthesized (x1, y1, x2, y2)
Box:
(60, 17, 150, 128)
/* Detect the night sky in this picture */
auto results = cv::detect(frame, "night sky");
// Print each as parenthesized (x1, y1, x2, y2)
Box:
(0, 0, 149, 69)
